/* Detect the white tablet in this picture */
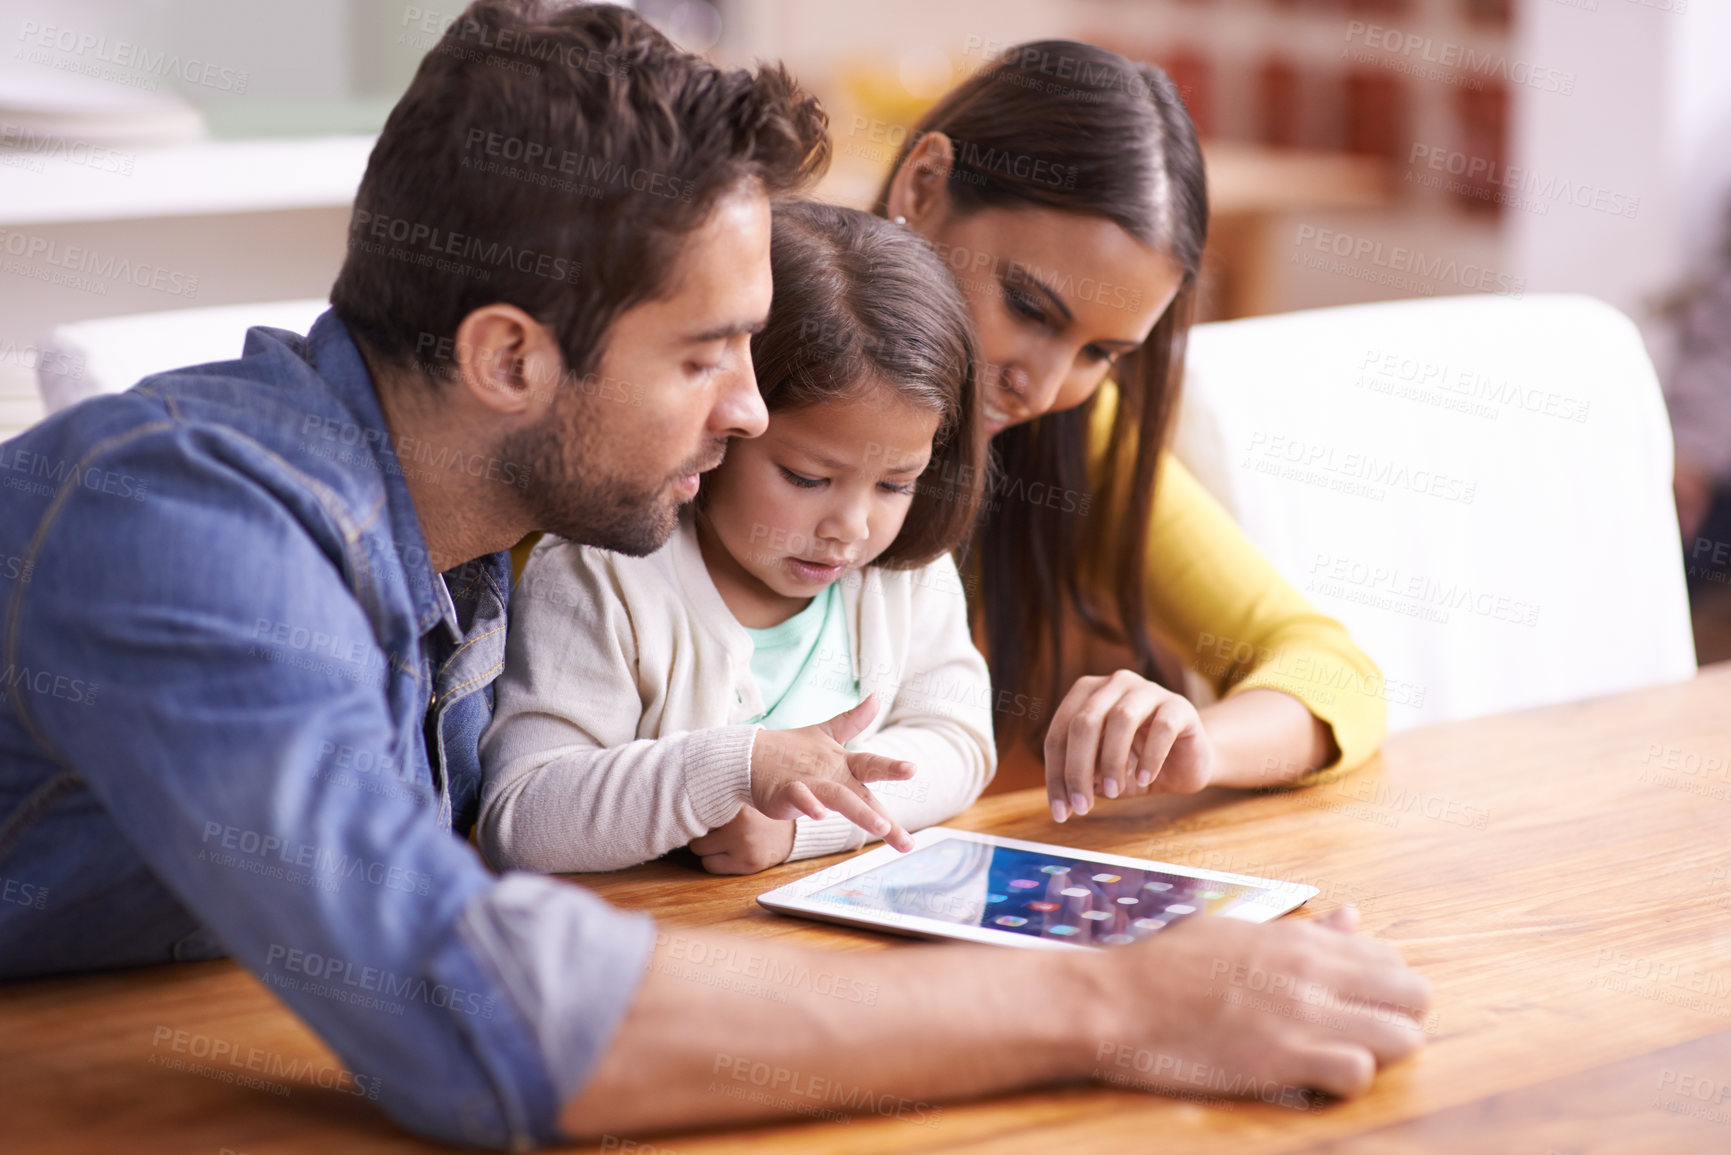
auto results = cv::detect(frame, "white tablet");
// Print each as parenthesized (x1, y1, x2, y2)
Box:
(758, 827, 1318, 950)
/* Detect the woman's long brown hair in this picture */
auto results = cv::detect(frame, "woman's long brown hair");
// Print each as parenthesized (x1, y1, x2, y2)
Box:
(873, 42, 1209, 750)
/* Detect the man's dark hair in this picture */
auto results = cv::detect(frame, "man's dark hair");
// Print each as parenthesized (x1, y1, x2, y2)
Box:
(331, 0, 829, 383)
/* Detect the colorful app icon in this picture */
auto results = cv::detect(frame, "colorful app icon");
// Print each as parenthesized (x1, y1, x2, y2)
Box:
(986, 893, 1007, 904)
(1008, 879, 1040, 889)
(1040, 865, 1069, 875)
(1060, 886, 1090, 899)
(1091, 873, 1121, 883)
(994, 916, 1028, 928)
(1164, 903, 1197, 915)
(1028, 901, 1059, 912)
(1080, 910, 1111, 921)
(1116, 896, 1138, 905)
(1143, 881, 1173, 892)
(1047, 925, 1080, 936)
(1132, 918, 1169, 932)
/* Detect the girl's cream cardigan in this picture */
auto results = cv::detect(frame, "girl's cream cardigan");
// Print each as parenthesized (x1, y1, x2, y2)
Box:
(478, 510, 996, 872)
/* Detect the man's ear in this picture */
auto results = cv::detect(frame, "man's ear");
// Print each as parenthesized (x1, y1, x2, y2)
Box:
(885, 131, 956, 230)
(449, 304, 567, 418)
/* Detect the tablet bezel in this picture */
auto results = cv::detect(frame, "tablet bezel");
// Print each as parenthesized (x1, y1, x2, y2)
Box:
(756, 826, 1320, 950)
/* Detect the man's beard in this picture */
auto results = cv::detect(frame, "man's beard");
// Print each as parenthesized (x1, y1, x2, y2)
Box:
(500, 402, 725, 557)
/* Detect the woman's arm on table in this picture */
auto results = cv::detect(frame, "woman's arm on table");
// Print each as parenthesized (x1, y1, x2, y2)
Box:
(1045, 454, 1385, 815)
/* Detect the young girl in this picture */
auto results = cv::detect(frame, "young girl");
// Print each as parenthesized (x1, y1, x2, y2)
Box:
(478, 199, 993, 875)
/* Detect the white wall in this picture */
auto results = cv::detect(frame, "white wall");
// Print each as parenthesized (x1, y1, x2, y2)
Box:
(1508, 0, 1731, 375)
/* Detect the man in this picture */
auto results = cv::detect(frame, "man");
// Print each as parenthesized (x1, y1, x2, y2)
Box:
(0, 2, 1429, 1146)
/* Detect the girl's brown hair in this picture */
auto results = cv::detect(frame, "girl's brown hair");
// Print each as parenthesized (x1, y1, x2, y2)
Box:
(872, 42, 1209, 748)
(745, 199, 987, 568)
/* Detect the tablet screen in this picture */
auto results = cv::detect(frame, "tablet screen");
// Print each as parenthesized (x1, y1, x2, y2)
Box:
(810, 836, 1275, 946)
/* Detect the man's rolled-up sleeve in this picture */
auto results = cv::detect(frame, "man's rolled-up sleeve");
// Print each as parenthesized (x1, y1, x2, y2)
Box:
(10, 426, 652, 1148)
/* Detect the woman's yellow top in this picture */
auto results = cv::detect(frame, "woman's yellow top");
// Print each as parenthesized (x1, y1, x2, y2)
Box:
(1087, 386, 1386, 782)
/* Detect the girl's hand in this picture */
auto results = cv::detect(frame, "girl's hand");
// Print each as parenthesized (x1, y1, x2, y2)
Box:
(690, 807, 797, 875)
(1044, 670, 1218, 822)
(748, 693, 917, 851)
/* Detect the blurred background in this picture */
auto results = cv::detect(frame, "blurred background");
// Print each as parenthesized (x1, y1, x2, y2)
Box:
(1, 0, 1728, 658)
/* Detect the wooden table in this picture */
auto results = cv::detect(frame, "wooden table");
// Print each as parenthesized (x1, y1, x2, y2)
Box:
(6, 667, 1731, 1153)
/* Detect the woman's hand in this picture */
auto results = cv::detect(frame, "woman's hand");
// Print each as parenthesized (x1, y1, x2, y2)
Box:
(690, 807, 797, 875)
(748, 693, 917, 851)
(1045, 669, 1217, 822)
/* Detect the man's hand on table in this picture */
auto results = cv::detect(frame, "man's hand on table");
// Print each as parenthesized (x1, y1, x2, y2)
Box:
(1092, 906, 1431, 1100)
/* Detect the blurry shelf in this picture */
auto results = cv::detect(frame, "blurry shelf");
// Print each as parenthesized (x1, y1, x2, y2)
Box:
(1204, 142, 1389, 217)
(0, 135, 374, 227)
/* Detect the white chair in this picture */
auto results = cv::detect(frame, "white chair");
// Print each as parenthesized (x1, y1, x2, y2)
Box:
(39, 292, 1697, 732)
(1172, 293, 1695, 731)
(37, 299, 329, 415)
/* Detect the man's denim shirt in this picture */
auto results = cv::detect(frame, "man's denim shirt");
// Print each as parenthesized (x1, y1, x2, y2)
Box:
(0, 312, 655, 1148)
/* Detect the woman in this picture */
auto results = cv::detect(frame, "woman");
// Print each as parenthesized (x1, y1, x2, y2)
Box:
(873, 41, 1386, 821)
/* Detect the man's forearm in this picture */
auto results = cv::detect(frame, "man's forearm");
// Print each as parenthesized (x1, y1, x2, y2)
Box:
(560, 929, 1105, 1137)
(1201, 688, 1339, 788)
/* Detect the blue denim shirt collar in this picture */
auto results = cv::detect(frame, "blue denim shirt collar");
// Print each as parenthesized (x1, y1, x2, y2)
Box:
(302, 311, 456, 643)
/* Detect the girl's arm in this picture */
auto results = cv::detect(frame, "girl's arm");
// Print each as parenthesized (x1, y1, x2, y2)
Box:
(478, 542, 756, 873)
(787, 555, 996, 861)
